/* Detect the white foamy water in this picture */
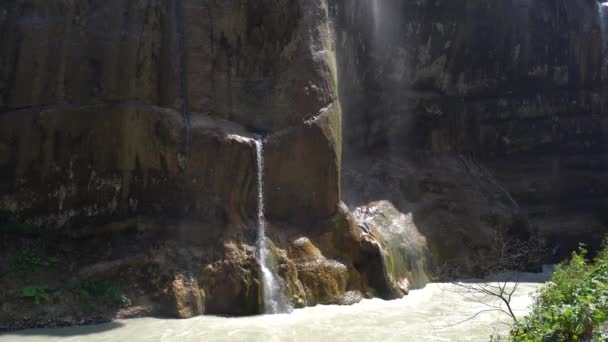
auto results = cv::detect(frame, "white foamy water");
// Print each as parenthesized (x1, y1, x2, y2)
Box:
(599, 3, 607, 31)
(371, 0, 381, 33)
(1, 271, 549, 342)
(254, 139, 290, 314)
(599, 2, 608, 51)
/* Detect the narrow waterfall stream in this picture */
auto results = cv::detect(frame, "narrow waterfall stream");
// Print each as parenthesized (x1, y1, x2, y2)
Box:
(254, 139, 291, 314)
(370, 0, 381, 34)
(599, 1, 608, 48)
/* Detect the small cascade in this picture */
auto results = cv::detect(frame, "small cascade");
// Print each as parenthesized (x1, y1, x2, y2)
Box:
(175, 0, 191, 153)
(254, 139, 291, 314)
(371, 0, 381, 34)
(599, 1, 608, 42)
(599, 1, 608, 81)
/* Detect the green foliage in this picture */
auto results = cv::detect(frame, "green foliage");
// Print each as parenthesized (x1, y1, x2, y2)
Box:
(78, 281, 129, 314)
(19, 285, 63, 304)
(510, 243, 608, 342)
(8, 248, 60, 276)
(19, 286, 60, 304)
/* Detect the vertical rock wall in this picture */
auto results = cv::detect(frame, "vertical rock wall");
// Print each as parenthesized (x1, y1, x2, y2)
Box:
(333, 0, 608, 260)
(0, 0, 350, 326)
(0, 0, 342, 229)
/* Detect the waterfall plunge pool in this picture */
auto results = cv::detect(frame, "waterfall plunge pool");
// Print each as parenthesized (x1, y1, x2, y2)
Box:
(1, 270, 551, 342)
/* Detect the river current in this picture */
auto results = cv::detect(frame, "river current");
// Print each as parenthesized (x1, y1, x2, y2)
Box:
(1, 270, 550, 342)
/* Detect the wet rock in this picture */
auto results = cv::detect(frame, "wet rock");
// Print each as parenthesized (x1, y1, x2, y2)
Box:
(283, 234, 353, 306)
(288, 237, 324, 262)
(354, 200, 431, 293)
(201, 244, 262, 316)
(275, 250, 307, 309)
(116, 306, 154, 320)
(297, 259, 348, 307)
(397, 278, 410, 296)
(327, 290, 364, 306)
(164, 275, 205, 318)
(343, 156, 528, 279)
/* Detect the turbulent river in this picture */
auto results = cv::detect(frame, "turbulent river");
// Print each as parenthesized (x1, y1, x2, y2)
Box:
(1, 270, 550, 342)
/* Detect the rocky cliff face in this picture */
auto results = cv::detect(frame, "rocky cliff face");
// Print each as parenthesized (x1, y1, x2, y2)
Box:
(0, 0, 341, 226)
(333, 0, 608, 261)
(0, 0, 607, 329)
(0, 0, 356, 327)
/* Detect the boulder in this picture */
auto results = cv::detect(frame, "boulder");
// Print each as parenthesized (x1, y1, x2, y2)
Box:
(296, 259, 348, 306)
(165, 275, 205, 318)
(201, 243, 262, 316)
(353, 200, 431, 293)
(288, 237, 324, 262)
(285, 235, 351, 306)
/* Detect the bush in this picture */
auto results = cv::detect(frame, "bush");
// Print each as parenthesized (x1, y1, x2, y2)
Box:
(78, 281, 129, 313)
(7, 248, 60, 276)
(19, 286, 61, 304)
(510, 243, 608, 341)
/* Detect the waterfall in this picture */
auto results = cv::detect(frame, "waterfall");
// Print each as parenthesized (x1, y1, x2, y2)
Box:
(599, 2, 607, 36)
(371, 0, 381, 34)
(175, 0, 191, 154)
(599, 1, 608, 82)
(254, 139, 291, 314)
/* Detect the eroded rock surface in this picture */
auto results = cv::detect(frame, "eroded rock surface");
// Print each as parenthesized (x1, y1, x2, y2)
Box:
(0, 0, 343, 329)
(334, 0, 608, 260)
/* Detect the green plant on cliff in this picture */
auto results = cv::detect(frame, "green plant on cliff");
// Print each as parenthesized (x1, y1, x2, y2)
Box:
(7, 248, 60, 277)
(510, 243, 608, 341)
(78, 281, 129, 314)
(20, 286, 52, 304)
(19, 285, 63, 305)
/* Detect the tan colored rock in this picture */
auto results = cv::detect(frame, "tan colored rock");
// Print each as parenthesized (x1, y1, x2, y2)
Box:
(297, 259, 348, 306)
(166, 275, 205, 319)
(275, 252, 307, 309)
(327, 290, 364, 305)
(284, 235, 349, 306)
(201, 244, 262, 316)
(288, 237, 324, 262)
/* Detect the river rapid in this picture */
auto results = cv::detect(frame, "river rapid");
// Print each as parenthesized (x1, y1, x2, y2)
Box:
(1, 271, 550, 342)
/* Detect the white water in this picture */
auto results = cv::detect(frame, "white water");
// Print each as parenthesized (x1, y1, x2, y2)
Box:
(599, 2, 608, 46)
(254, 139, 290, 314)
(371, 0, 381, 33)
(1, 271, 548, 342)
